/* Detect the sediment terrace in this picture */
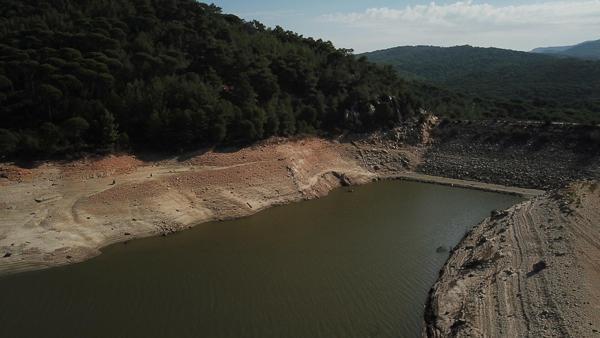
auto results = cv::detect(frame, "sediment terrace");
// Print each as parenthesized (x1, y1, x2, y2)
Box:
(0, 138, 375, 274)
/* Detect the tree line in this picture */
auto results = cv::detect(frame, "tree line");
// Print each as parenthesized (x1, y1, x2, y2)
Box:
(0, 0, 419, 158)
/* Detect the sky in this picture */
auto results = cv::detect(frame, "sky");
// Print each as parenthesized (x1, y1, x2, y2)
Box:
(209, 0, 600, 53)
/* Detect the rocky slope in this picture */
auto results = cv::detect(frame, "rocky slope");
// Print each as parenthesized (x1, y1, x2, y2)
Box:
(423, 181, 600, 337)
(419, 120, 600, 189)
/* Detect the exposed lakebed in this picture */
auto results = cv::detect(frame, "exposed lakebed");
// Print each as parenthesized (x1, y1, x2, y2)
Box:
(0, 181, 521, 338)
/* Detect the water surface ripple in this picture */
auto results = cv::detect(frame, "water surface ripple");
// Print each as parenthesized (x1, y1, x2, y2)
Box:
(0, 181, 521, 338)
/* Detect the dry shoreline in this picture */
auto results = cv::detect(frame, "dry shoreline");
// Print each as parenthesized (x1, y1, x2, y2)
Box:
(0, 138, 377, 275)
(0, 134, 547, 276)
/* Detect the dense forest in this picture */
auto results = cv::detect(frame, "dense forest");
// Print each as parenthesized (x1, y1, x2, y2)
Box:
(0, 0, 420, 158)
(363, 45, 600, 123)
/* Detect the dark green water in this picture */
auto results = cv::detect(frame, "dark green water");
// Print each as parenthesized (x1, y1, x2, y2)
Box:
(0, 181, 520, 338)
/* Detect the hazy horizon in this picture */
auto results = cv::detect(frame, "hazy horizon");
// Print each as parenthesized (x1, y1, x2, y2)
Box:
(210, 0, 600, 53)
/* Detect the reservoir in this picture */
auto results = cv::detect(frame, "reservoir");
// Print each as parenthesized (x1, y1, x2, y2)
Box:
(0, 181, 521, 338)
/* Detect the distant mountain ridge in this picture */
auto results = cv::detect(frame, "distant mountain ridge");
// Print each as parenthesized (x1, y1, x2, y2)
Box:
(532, 39, 600, 60)
(361, 45, 600, 123)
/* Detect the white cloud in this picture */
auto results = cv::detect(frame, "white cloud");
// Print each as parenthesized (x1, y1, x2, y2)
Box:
(317, 1, 600, 52)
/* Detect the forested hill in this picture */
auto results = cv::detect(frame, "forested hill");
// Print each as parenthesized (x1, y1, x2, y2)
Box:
(532, 39, 600, 60)
(0, 0, 418, 158)
(362, 45, 600, 123)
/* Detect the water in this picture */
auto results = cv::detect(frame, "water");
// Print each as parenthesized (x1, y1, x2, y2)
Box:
(0, 181, 521, 338)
